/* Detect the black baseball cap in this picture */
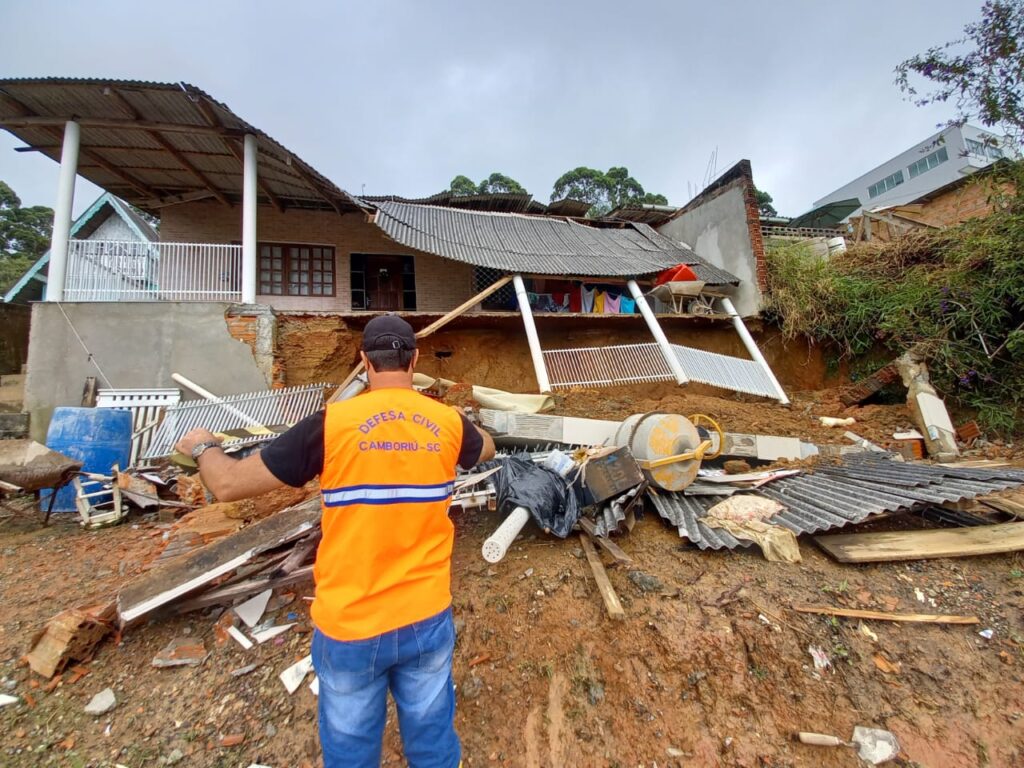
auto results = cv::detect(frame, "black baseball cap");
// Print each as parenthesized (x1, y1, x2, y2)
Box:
(362, 314, 417, 352)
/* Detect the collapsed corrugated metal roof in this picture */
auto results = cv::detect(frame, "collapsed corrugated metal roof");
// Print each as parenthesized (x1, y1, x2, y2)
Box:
(647, 455, 1024, 550)
(0, 77, 363, 214)
(373, 201, 740, 282)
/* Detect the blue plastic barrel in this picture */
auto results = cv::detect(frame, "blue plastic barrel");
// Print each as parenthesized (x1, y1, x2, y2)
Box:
(40, 407, 132, 513)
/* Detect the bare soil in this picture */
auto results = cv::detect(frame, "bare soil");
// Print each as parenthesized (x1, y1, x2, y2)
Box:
(1, 387, 1023, 767)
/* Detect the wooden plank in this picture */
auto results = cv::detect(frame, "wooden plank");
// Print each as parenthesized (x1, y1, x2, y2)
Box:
(117, 498, 320, 625)
(577, 518, 633, 567)
(578, 533, 625, 620)
(814, 521, 1024, 563)
(792, 604, 979, 624)
(327, 275, 513, 402)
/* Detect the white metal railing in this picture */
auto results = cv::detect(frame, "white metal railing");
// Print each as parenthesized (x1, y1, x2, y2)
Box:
(63, 240, 243, 301)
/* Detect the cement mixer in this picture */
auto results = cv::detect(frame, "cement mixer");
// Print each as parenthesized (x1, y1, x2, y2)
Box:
(613, 412, 723, 492)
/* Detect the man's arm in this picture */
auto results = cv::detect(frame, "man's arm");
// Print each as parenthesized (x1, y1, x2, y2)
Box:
(476, 424, 496, 463)
(175, 429, 285, 502)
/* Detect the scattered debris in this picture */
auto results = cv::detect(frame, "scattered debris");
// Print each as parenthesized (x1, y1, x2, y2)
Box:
(979, 628, 994, 640)
(807, 645, 832, 673)
(819, 416, 855, 427)
(579, 533, 625, 619)
(25, 602, 115, 678)
(227, 626, 254, 651)
(83, 687, 116, 715)
(251, 623, 295, 644)
(234, 588, 272, 628)
(279, 655, 313, 695)
(798, 726, 900, 765)
(151, 638, 207, 668)
(0, 694, 18, 707)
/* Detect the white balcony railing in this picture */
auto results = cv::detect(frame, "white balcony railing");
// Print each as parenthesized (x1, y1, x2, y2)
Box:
(63, 240, 243, 302)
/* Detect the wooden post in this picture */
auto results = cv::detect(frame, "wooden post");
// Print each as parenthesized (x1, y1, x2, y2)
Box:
(81, 377, 98, 407)
(579, 533, 625, 620)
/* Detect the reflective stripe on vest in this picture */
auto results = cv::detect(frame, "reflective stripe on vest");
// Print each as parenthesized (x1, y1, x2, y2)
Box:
(322, 481, 455, 507)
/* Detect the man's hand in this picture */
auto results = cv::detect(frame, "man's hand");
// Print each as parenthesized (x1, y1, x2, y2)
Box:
(176, 428, 222, 457)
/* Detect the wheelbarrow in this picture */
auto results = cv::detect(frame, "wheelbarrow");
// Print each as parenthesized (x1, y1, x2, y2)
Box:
(0, 439, 83, 525)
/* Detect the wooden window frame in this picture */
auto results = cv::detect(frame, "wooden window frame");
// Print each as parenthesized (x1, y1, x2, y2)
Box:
(258, 242, 336, 297)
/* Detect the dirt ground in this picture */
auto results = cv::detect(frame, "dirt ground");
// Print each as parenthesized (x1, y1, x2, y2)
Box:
(1, 387, 1023, 768)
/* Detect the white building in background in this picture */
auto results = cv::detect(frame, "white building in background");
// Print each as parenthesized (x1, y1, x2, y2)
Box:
(811, 124, 1016, 216)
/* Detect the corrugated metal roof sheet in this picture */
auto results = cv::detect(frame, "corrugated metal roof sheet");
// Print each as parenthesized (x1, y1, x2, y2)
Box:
(648, 456, 1024, 550)
(0, 78, 362, 213)
(373, 201, 741, 281)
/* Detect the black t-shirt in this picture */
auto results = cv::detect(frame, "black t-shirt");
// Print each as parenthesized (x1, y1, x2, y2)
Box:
(261, 408, 484, 488)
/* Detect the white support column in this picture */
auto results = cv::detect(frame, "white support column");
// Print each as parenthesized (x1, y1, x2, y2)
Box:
(46, 120, 80, 302)
(627, 279, 688, 385)
(513, 274, 551, 393)
(719, 296, 790, 405)
(241, 133, 258, 304)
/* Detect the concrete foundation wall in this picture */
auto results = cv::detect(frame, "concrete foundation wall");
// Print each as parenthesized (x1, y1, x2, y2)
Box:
(0, 303, 31, 375)
(159, 203, 475, 313)
(25, 302, 269, 442)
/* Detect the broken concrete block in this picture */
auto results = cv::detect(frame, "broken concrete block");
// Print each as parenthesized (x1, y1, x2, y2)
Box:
(25, 602, 115, 679)
(84, 687, 116, 715)
(151, 638, 207, 668)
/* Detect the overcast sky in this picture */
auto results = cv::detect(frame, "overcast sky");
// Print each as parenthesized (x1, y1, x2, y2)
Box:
(0, 0, 983, 218)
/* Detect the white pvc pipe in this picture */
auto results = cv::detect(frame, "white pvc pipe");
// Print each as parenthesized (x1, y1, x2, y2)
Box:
(241, 134, 258, 304)
(482, 506, 530, 563)
(627, 279, 688, 385)
(46, 120, 80, 302)
(171, 373, 262, 427)
(513, 274, 551, 393)
(719, 296, 790, 405)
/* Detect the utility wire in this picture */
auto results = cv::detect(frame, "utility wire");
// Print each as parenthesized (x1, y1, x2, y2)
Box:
(56, 303, 114, 388)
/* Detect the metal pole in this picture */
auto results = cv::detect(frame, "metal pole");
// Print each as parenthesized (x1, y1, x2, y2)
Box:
(719, 296, 790, 405)
(513, 274, 551, 393)
(627, 279, 688, 385)
(241, 134, 258, 304)
(46, 120, 80, 302)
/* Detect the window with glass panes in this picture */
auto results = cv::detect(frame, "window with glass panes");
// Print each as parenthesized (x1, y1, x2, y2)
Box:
(908, 147, 948, 178)
(258, 244, 335, 296)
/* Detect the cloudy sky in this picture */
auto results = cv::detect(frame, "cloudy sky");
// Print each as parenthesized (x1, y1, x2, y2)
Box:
(0, 0, 982, 218)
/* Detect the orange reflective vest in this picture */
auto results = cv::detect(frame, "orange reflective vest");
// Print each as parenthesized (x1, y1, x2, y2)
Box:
(312, 387, 465, 641)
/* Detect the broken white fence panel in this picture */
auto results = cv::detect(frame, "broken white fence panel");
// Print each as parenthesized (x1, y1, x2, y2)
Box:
(96, 388, 181, 466)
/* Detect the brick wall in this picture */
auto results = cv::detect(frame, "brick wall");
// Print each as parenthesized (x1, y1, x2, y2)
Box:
(160, 203, 475, 312)
(918, 178, 1014, 227)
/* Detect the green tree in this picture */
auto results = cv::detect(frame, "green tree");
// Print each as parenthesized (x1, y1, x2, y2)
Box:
(448, 172, 527, 196)
(448, 175, 478, 196)
(895, 0, 1024, 144)
(550, 166, 668, 217)
(0, 180, 53, 295)
(755, 188, 778, 217)
(476, 172, 526, 195)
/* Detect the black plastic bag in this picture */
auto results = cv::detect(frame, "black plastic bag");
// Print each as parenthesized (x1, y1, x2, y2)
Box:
(492, 456, 581, 538)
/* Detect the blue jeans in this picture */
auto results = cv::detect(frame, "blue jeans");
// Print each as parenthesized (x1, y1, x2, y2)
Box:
(312, 606, 461, 768)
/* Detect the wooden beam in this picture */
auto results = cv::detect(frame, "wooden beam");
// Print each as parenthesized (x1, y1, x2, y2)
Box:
(148, 130, 231, 207)
(792, 604, 979, 625)
(291, 162, 344, 214)
(814, 521, 1024, 563)
(327, 275, 514, 402)
(0, 115, 244, 137)
(141, 190, 218, 208)
(577, 518, 634, 567)
(579, 533, 625, 619)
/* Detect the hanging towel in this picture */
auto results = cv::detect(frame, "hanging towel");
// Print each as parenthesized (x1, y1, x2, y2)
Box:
(581, 286, 596, 313)
(604, 293, 621, 314)
(594, 291, 606, 313)
(620, 296, 636, 314)
(569, 288, 582, 313)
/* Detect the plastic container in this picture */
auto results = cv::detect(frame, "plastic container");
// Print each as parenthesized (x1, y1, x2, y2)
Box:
(40, 407, 132, 513)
